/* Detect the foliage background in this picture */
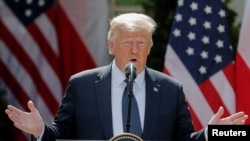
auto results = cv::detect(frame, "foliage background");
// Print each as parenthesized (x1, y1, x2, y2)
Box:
(0, 0, 241, 140)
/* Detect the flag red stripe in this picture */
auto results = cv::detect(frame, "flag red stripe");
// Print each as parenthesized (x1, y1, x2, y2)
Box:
(188, 104, 203, 131)
(0, 20, 59, 115)
(0, 61, 29, 111)
(46, 6, 56, 27)
(223, 63, 235, 88)
(199, 79, 230, 116)
(235, 53, 250, 116)
(26, 23, 60, 78)
(9, 122, 28, 141)
(57, 4, 96, 86)
(163, 67, 170, 75)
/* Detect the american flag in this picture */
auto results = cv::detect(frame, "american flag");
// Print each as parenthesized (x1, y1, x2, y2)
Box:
(163, 0, 236, 130)
(235, 0, 250, 124)
(0, 0, 111, 140)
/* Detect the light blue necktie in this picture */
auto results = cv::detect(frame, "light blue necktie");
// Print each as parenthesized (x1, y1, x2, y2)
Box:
(122, 80, 142, 137)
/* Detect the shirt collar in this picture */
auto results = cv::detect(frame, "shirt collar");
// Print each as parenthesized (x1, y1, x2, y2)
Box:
(111, 60, 145, 88)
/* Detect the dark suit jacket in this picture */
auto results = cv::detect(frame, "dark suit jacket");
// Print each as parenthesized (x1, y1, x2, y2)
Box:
(39, 64, 206, 141)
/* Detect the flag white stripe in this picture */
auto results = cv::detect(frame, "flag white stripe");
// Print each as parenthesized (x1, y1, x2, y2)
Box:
(35, 14, 59, 55)
(1, 3, 62, 103)
(164, 45, 213, 126)
(0, 40, 53, 123)
(237, 0, 250, 68)
(210, 70, 235, 114)
(60, 0, 111, 66)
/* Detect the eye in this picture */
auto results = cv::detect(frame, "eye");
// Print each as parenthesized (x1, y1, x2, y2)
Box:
(138, 41, 146, 46)
(123, 41, 131, 45)
(139, 41, 145, 44)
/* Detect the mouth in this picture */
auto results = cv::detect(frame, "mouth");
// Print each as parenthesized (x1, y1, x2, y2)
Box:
(130, 59, 137, 63)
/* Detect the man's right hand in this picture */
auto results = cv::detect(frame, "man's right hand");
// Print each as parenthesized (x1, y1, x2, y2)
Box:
(5, 100, 44, 138)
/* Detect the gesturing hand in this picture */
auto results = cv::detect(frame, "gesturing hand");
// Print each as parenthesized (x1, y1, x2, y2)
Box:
(5, 100, 44, 138)
(208, 106, 248, 125)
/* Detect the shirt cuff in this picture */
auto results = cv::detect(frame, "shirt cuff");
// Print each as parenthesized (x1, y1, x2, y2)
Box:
(205, 126, 208, 141)
(34, 124, 45, 141)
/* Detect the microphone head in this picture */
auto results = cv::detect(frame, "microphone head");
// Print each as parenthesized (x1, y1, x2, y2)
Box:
(125, 62, 137, 80)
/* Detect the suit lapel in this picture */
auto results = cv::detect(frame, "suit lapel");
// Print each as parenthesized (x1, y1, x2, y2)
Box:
(95, 65, 114, 139)
(142, 68, 161, 139)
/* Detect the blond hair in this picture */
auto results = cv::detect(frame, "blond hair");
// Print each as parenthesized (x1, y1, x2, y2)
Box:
(108, 13, 157, 42)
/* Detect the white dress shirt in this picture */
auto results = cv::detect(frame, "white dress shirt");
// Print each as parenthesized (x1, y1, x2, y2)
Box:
(111, 61, 146, 136)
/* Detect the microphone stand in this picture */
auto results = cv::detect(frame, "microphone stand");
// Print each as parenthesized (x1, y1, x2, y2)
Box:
(125, 76, 134, 133)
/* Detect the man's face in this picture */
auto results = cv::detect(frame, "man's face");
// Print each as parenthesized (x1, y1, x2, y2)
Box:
(108, 29, 152, 74)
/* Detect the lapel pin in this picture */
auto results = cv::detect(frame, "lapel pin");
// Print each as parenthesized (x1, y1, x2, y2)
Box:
(153, 87, 158, 92)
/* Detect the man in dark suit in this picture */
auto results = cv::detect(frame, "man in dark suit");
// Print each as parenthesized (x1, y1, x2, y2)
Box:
(5, 13, 248, 141)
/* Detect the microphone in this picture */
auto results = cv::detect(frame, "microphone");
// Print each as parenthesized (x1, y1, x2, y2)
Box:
(125, 62, 137, 82)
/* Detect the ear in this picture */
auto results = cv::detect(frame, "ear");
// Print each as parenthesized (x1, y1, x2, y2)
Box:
(147, 39, 153, 55)
(108, 40, 114, 55)
(147, 46, 152, 55)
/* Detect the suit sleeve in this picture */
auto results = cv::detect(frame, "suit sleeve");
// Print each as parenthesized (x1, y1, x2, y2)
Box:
(40, 79, 77, 141)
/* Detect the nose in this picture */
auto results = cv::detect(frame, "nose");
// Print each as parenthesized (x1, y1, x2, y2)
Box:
(131, 42, 138, 54)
